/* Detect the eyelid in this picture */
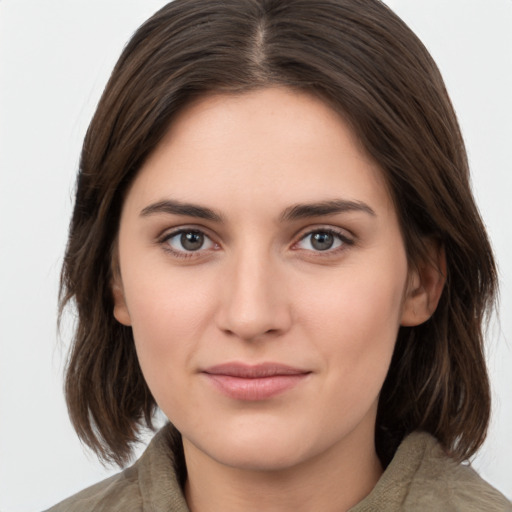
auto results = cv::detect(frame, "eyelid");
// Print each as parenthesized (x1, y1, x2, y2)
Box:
(155, 223, 354, 259)
(157, 225, 220, 258)
(291, 225, 355, 253)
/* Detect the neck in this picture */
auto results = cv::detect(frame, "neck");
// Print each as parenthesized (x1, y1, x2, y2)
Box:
(183, 425, 382, 512)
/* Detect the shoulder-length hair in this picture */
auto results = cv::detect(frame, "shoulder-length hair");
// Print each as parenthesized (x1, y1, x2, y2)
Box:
(60, 0, 497, 467)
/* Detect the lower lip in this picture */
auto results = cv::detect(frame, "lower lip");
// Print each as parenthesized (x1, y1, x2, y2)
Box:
(204, 374, 309, 401)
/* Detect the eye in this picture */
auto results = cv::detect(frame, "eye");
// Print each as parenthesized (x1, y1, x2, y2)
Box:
(295, 229, 351, 252)
(163, 229, 216, 254)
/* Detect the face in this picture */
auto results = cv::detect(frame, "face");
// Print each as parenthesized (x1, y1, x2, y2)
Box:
(113, 87, 433, 473)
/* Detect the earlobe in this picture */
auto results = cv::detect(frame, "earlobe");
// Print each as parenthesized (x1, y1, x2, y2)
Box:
(112, 278, 132, 326)
(401, 242, 446, 327)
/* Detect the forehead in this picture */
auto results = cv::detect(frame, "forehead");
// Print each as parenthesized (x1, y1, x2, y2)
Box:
(126, 87, 393, 219)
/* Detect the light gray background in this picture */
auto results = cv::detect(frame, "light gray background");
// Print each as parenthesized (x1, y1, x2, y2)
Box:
(0, 1, 511, 510)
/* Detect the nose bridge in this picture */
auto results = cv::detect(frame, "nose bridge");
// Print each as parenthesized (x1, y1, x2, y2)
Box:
(217, 241, 290, 340)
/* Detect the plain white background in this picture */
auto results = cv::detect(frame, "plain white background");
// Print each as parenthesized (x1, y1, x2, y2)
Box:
(0, 1, 511, 510)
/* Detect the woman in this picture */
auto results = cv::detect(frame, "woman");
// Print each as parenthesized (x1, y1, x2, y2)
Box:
(47, 0, 511, 510)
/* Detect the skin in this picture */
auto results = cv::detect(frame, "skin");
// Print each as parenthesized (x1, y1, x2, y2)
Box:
(113, 87, 444, 512)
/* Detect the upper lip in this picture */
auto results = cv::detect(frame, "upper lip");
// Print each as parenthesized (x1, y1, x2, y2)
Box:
(202, 363, 310, 378)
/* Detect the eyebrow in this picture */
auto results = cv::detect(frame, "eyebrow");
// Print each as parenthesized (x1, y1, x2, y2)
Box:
(140, 198, 375, 223)
(280, 199, 376, 221)
(140, 199, 223, 222)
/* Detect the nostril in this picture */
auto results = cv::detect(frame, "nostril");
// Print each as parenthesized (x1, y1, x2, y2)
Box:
(219, 322, 285, 342)
(215, 265, 293, 340)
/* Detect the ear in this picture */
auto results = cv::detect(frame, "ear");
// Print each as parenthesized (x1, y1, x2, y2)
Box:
(401, 240, 446, 327)
(111, 273, 132, 326)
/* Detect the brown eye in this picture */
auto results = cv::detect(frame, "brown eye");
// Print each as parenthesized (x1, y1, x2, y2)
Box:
(295, 229, 351, 253)
(181, 231, 205, 251)
(310, 232, 335, 251)
(164, 229, 215, 254)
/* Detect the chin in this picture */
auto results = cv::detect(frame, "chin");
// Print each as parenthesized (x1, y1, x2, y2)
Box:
(183, 419, 334, 473)
(211, 442, 309, 472)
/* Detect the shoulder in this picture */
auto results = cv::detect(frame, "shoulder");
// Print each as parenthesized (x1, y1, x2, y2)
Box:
(351, 432, 511, 512)
(44, 425, 189, 512)
(44, 466, 141, 512)
(404, 432, 511, 511)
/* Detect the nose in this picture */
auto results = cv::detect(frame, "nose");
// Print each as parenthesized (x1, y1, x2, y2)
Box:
(216, 248, 292, 342)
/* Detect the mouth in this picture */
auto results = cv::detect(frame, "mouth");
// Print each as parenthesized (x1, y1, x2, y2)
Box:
(201, 363, 311, 401)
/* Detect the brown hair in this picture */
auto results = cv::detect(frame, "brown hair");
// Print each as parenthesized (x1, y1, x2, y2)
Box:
(60, 0, 497, 467)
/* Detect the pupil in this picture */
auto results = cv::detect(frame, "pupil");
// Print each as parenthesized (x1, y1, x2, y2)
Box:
(311, 232, 334, 251)
(181, 231, 204, 251)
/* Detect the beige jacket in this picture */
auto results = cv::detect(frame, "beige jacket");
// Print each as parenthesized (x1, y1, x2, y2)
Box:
(46, 427, 511, 511)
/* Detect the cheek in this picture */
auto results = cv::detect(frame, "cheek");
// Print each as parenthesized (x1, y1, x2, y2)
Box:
(125, 255, 218, 331)
(296, 256, 407, 388)
(122, 266, 219, 395)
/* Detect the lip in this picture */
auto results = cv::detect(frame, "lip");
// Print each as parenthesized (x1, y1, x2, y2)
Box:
(201, 363, 311, 401)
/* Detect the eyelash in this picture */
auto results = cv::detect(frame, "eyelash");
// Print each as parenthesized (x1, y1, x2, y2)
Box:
(293, 228, 354, 256)
(158, 228, 219, 259)
(157, 226, 354, 259)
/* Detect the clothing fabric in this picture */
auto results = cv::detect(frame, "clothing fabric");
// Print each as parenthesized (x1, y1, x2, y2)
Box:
(46, 426, 511, 511)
